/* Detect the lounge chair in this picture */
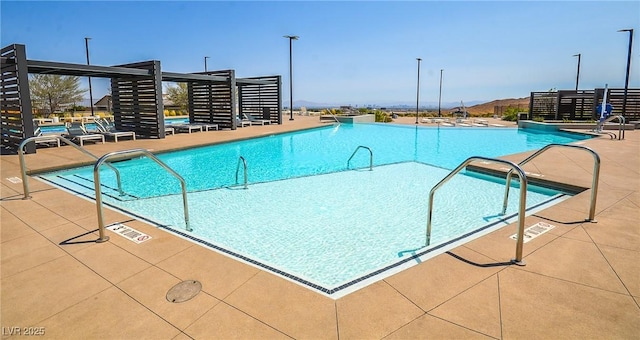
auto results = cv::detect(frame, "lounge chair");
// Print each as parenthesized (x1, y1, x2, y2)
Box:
(242, 112, 271, 125)
(32, 122, 60, 147)
(172, 124, 203, 133)
(64, 122, 105, 146)
(236, 116, 251, 128)
(95, 118, 136, 142)
(191, 122, 219, 131)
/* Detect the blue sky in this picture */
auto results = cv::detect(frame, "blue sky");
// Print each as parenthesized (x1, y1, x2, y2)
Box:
(2, 1, 639, 107)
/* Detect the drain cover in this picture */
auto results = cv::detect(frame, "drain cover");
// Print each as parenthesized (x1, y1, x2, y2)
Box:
(166, 280, 202, 303)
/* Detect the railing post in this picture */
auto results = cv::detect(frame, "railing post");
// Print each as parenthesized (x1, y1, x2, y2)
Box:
(426, 156, 528, 265)
(502, 144, 600, 223)
(347, 145, 373, 171)
(18, 135, 125, 199)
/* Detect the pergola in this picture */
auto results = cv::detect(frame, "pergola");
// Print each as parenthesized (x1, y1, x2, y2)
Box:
(1, 43, 281, 153)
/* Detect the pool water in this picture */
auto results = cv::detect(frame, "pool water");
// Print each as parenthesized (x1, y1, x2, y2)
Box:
(39, 123, 589, 296)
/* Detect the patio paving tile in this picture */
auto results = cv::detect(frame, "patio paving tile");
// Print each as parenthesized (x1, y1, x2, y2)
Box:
(185, 302, 291, 339)
(429, 274, 502, 338)
(117, 266, 220, 330)
(499, 268, 640, 339)
(385, 313, 493, 339)
(157, 244, 260, 300)
(40, 286, 181, 339)
(224, 271, 338, 339)
(519, 236, 628, 293)
(1, 255, 111, 327)
(1, 232, 67, 278)
(385, 246, 503, 311)
(72, 241, 152, 284)
(336, 280, 424, 339)
(0, 206, 37, 243)
(598, 244, 640, 297)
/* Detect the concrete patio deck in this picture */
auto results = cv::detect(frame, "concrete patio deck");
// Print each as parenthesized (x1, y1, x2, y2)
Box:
(1, 116, 638, 339)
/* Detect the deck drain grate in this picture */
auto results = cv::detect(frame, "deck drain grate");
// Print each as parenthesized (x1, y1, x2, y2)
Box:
(166, 280, 202, 303)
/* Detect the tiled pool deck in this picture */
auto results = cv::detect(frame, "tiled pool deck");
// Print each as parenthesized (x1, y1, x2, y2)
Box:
(2, 116, 638, 339)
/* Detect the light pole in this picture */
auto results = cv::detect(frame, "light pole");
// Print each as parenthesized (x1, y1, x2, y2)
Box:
(573, 53, 581, 91)
(438, 69, 443, 117)
(618, 28, 634, 117)
(204, 56, 209, 72)
(284, 35, 299, 121)
(84, 37, 94, 117)
(415, 58, 421, 124)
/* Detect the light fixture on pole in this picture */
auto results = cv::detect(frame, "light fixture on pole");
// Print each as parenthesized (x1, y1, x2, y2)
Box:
(204, 56, 209, 72)
(438, 69, 443, 117)
(84, 37, 94, 117)
(415, 58, 422, 124)
(573, 53, 581, 91)
(284, 35, 299, 121)
(618, 28, 634, 117)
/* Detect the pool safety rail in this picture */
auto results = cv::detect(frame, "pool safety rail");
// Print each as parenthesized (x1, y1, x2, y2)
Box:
(18, 135, 124, 199)
(94, 149, 191, 243)
(502, 143, 600, 222)
(235, 156, 248, 189)
(347, 145, 373, 171)
(427, 156, 528, 266)
(595, 115, 625, 140)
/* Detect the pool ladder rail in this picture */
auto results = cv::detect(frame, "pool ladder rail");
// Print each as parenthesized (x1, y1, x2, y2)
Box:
(235, 156, 248, 189)
(93, 149, 192, 242)
(426, 156, 529, 266)
(501, 144, 600, 222)
(594, 115, 625, 140)
(347, 145, 373, 171)
(18, 135, 124, 199)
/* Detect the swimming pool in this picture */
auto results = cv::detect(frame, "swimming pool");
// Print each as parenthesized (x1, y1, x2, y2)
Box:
(38, 124, 590, 296)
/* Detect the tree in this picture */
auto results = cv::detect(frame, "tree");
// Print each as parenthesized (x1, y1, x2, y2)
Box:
(165, 82, 188, 113)
(29, 74, 85, 117)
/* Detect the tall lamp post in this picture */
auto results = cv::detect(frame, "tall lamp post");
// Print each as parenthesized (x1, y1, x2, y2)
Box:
(573, 53, 581, 91)
(204, 56, 209, 72)
(618, 28, 634, 117)
(84, 37, 94, 117)
(415, 58, 422, 124)
(284, 35, 299, 121)
(438, 69, 443, 117)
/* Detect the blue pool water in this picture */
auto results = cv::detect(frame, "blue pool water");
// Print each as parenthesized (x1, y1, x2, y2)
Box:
(39, 124, 589, 296)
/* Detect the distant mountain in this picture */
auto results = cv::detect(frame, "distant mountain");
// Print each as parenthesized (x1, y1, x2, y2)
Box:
(465, 97, 530, 115)
(293, 100, 485, 109)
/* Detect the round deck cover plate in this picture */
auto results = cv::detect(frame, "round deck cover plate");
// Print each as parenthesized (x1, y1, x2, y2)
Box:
(166, 280, 202, 303)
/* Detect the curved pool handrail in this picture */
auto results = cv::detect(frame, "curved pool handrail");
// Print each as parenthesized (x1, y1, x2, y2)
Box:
(94, 148, 191, 243)
(427, 156, 528, 265)
(501, 143, 600, 222)
(347, 145, 373, 171)
(18, 135, 124, 199)
(235, 156, 248, 189)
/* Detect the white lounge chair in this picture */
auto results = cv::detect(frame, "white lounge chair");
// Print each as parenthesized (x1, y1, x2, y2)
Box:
(65, 122, 105, 146)
(32, 123, 60, 147)
(173, 124, 203, 133)
(95, 118, 136, 142)
(242, 112, 271, 125)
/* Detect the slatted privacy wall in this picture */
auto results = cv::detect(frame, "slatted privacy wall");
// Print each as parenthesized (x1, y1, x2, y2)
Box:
(188, 69, 236, 130)
(1, 44, 35, 153)
(238, 75, 282, 125)
(111, 61, 164, 138)
(529, 88, 640, 121)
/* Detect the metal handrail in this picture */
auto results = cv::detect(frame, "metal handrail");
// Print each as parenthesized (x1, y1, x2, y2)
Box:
(235, 156, 248, 189)
(94, 149, 191, 243)
(427, 156, 528, 265)
(600, 115, 625, 140)
(501, 144, 600, 222)
(18, 135, 124, 199)
(347, 145, 373, 171)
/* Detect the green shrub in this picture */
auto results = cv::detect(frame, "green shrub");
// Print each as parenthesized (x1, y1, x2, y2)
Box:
(374, 110, 392, 122)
